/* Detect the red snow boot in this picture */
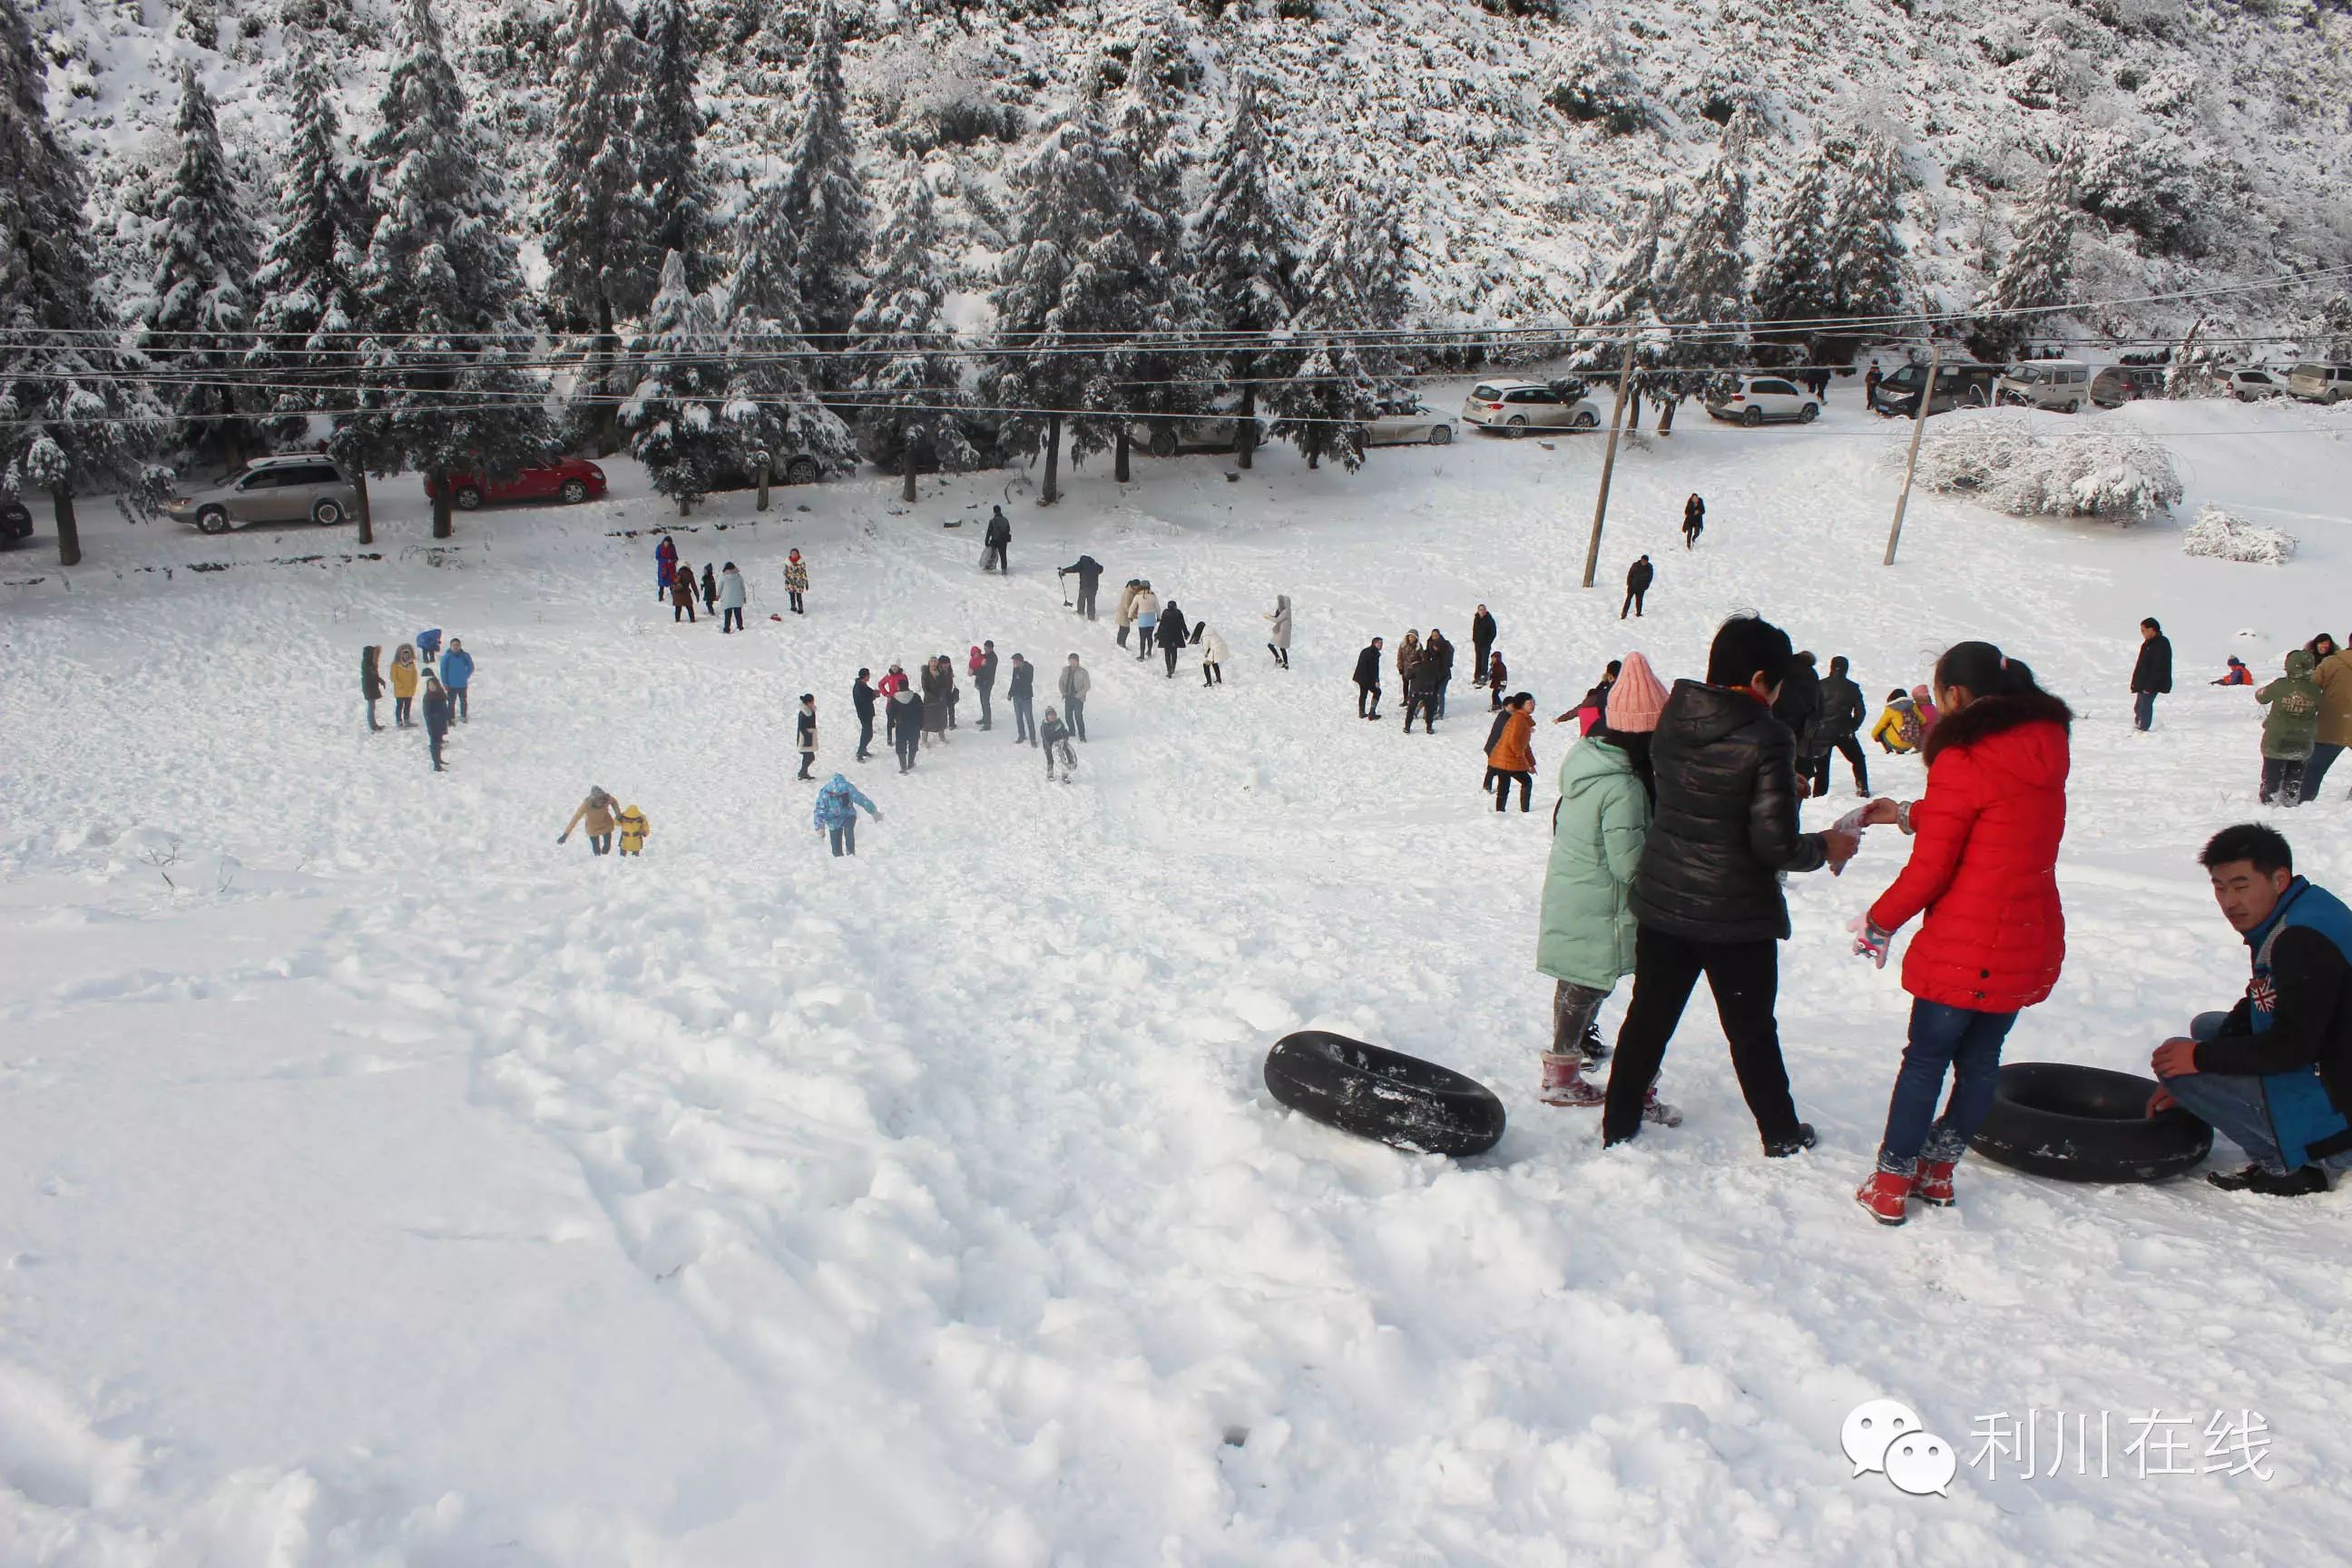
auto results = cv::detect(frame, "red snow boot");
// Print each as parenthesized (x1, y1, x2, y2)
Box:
(1855, 1170, 1914, 1226)
(1541, 1052, 1606, 1108)
(1916, 1158, 1959, 1207)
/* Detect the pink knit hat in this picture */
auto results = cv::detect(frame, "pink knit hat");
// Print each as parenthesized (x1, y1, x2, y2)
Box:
(1607, 652, 1669, 733)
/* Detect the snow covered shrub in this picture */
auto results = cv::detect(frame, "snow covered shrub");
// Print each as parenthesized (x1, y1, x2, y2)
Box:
(2076, 128, 2210, 254)
(2182, 505, 2297, 564)
(1546, 23, 1649, 136)
(1905, 412, 2183, 522)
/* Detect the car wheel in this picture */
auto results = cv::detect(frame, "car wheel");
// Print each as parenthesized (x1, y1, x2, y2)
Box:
(197, 506, 230, 534)
(784, 456, 821, 485)
(454, 485, 484, 511)
(1571, 408, 1599, 430)
(2067, 399, 2083, 414)
(1506, 414, 1528, 429)
(1427, 424, 1453, 446)
(560, 477, 589, 504)
(1741, 407, 1764, 427)
(312, 498, 346, 526)
(1798, 403, 1819, 424)
(1149, 428, 1180, 459)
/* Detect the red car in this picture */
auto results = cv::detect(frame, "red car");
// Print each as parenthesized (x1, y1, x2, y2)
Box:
(425, 457, 606, 510)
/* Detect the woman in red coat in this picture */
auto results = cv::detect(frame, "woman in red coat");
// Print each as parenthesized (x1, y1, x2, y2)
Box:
(1851, 641, 2073, 1224)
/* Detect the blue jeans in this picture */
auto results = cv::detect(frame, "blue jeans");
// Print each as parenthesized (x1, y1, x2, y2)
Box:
(2133, 691, 2157, 730)
(1876, 1000, 2018, 1172)
(2303, 742, 2343, 799)
(2167, 1012, 2352, 1174)
(828, 819, 856, 857)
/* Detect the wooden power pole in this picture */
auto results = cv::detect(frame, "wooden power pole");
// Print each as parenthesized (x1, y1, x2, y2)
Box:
(1883, 343, 1941, 567)
(1582, 334, 1640, 589)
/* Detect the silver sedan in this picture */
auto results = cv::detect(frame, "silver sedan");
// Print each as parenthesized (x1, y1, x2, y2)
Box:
(1365, 405, 1456, 446)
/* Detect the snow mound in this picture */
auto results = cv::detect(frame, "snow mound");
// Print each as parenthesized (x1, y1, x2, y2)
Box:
(2181, 504, 2297, 565)
(1903, 412, 2183, 523)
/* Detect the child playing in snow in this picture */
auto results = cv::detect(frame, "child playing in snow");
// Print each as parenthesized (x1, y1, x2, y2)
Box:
(1486, 651, 1509, 710)
(2212, 656, 2253, 687)
(617, 805, 650, 856)
(1872, 689, 1921, 754)
(1534, 652, 1677, 1124)
(796, 693, 818, 781)
(785, 550, 809, 614)
(2256, 650, 2324, 806)
(1041, 707, 1076, 781)
(1910, 683, 1939, 739)
(389, 643, 419, 727)
(812, 774, 880, 856)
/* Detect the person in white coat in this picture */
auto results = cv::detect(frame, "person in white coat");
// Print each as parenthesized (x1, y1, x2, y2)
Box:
(1199, 624, 1230, 686)
(1058, 654, 1092, 740)
(717, 562, 747, 633)
(1263, 594, 1292, 669)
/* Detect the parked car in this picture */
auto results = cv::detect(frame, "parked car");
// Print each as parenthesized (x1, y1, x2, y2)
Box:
(2228, 367, 2291, 401)
(1704, 374, 1821, 426)
(162, 453, 359, 534)
(1867, 361, 2001, 417)
(1364, 404, 1457, 446)
(1462, 380, 1602, 432)
(0, 495, 31, 549)
(424, 456, 607, 510)
(2091, 365, 2167, 408)
(1130, 415, 1263, 458)
(2288, 363, 2352, 405)
(1997, 359, 2093, 412)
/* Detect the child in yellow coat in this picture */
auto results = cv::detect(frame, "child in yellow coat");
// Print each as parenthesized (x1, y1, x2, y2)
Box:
(616, 805, 650, 856)
(1871, 689, 1921, 754)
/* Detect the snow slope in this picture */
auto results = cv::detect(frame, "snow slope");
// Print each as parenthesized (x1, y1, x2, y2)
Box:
(5, 396, 2352, 1563)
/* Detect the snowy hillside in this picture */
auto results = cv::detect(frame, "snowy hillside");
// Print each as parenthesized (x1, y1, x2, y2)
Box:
(24, 0, 2352, 342)
(5, 396, 2352, 1562)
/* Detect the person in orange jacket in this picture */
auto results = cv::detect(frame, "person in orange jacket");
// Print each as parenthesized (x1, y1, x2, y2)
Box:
(1487, 692, 1539, 813)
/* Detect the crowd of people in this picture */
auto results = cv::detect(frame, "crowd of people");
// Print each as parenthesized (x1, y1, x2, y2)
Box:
(360, 627, 473, 771)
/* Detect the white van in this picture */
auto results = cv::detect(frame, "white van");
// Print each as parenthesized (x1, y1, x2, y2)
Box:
(1998, 359, 2093, 412)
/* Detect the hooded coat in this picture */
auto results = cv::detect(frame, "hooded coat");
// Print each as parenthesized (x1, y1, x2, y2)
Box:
(2318, 649, 2352, 748)
(1200, 628, 1230, 666)
(920, 662, 954, 733)
(719, 568, 746, 611)
(1631, 681, 1827, 943)
(2258, 650, 2325, 759)
(1488, 708, 1536, 771)
(361, 646, 384, 700)
(617, 807, 650, 852)
(1537, 738, 1651, 988)
(1867, 691, 2073, 1013)
(813, 775, 878, 829)
(1265, 596, 1292, 650)
(389, 652, 418, 699)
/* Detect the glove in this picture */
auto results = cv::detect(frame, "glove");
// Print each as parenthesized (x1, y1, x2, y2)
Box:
(1849, 915, 1893, 969)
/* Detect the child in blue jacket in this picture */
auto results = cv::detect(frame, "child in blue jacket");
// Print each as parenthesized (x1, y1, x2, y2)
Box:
(813, 774, 881, 857)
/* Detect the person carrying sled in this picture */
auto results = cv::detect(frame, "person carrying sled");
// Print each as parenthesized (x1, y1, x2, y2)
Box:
(983, 505, 1012, 573)
(1060, 554, 1105, 620)
(389, 643, 419, 727)
(2212, 656, 2253, 687)
(2149, 823, 2352, 1197)
(617, 804, 650, 856)
(1535, 652, 1676, 1122)
(559, 788, 620, 853)
(1354, 637, 1385, 720)
(1041, 706, 1077, 781)
(785, 550, 809, 614)
(813, 773, 881, 857)
(2255, 648, 2323, 806)
(1850, 642, 2073, 1224)
(1264, 594, 1292, 669)
(361, 645, 385, 731)
(1871, 690, 1922, 754)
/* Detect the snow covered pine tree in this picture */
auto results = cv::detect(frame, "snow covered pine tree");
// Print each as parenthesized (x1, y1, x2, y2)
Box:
(1189, 75, 1298, 470)
(544, 0, 655, 452)
(140, 62, 260, 473)
(850, 169, 976, 503)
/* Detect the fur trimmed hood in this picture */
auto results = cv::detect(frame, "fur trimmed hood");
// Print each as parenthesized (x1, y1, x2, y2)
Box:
(1921, 690, 2073, 767)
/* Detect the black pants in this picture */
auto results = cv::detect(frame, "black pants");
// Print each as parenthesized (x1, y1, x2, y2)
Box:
(448, 687, 468, 721)
(395, 695, 413, 726)
(1202, 662, 1221, 685)
(1137, 627, 1154, 660)
(977, 681, 994, 729)
(1163, 641, 1181, 678)
(1621, 587, 1646, 618)
(789, 590, 804, 612)
(590, 832, 611, 855)
(1494, 769, 1532, 811)
(1683, 524, 1701, 549)
(1117, 623, 1130, 648)
(1810, 734, 1869, 795)
(1602, 926, 1798, 1147)
(1357, 682, 1380, 718)
(674, 600, 695, 622)
(797, 750, 814, 779)
(428, 730, 446, 769)
(722, 606, 743, 632)
(856, 714, 874, 760)
(1474, 642, 1493, 685)
(1078, 584, 1098, 619)
(1013, 696, 1035, 743)
(1269, 643, 1288, 668)
(1406, 692, 1439, 732)
(2261, 757, 2308, 806)
(895, 725, 919, 771)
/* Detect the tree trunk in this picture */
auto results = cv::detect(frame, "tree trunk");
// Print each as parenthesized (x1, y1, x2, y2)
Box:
(52, 486, 80, 568)
(1114, 428, 1131, 485)
(1238, 384, 1257, 470)
(1657, 398, 1677, 436)
(901, 442, 917, 504)
(592, 296, 621, 456)
(430, 471, 453, 539)
(679, 493, 691, 517)
(755, 450, 770, 512)
(354, 470, 374, 547)
(1042, 413, 1061, 505)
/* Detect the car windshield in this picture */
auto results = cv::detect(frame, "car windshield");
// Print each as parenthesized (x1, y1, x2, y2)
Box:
(2005, 364, 2050, 383)
(1470, 385, 1506, 401)
(2292, 364, 2325, 377)
(1885, 366, 1927, 388)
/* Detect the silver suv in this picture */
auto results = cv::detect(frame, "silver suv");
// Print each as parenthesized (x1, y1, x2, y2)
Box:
(163, 454, 361, 534)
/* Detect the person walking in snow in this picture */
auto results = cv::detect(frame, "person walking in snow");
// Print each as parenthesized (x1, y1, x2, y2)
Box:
(700, 562, 719, 619)
(1354, 637, 1385, 720)
(785, 549, 809, 614)
(421, 674, 452, 771)
(890, 686, 924, 773)
(1471, 604, 1498, 688)
(1116, 580, 1144, 649)
(1681, 494, 1705, 550)
(1483, 701, 1514, 798)
(1810, 654, 1870, 798)
(1133, 584, 1161, 660)
(983, 505, 1012, 573)
(2255, 649, 2324, 806)
(617, 803, 650, 856)
(1850, 642, 2073, 1224)
(1058, 654, 1091, 741)
(1008, 652, 1037, 745)
(671, 559, 699, 622)
(1264, 594, 1292, 669)
(1600, 614, 1861, 1156)
(812, 773, 881, 857)
(796, 693, 818, 780)
(1488, 692, 1539, 813)
(1425, 629, 1456, 717)
(1872, 690, 1922, 754)
(440, 638, 474, 723)
(920, 657, 954, 746)
(1060, 554, 1105, 620)
(1486, 650, 1510, 710)
(1041, 707, 1077, 780)
(852, 668, 877, 762)
(655, 534, 678, 601)
(1774, 651, 1825, 794)
(389, 643, 419, 727)
(718, 562, 747, 632)
(2132, 616, 2173, 731)
(1396, 630, 1422, 709)
(1404, 649, 1446, 734)
(878, 662, 908, 755)
(1621, 554, 1653, 619)
(1159, 599, 1191, 678)
(559, 788, 621, 853)
(1199, 623, 1229, 686)
(974, 641, 999, 730)
(361, 645, 385, 732)
(1535, 652, 1676, 1121)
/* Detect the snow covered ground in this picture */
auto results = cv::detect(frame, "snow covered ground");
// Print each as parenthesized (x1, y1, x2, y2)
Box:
(5, 393, 2352, 1564)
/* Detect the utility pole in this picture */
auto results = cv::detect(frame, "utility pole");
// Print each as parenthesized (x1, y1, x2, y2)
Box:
(1582, 333, 1640, 589)
(1883, 343, 1940, 567)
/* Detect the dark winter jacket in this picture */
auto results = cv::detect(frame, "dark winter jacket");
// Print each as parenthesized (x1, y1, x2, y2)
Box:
(978, 649, 999, 691)
(1631, 680, 1828, 944)
(671, 573, 697, 609)
(2256, 651, 2323, 760)
(853, 680, 877, 721)
(422, 687, 452, 736)
(1772, 655, 1822, 757)
(1041, 714, 1072, 750)
(1867, 691, 2073, 1012)
(1684, 496, 1705, 529)
(1354, 645, 1384, 687)
(1408, 660, 1447, 700)
(2192, 877, 2352, 1167)
(2132, 633, 2174, 695)
(891, 689, 924, 732)
(797, 708, 817, 751)
(1471, 610, 1497, 651)
(921, 664, 954, 732)
(701, 564, 718, 605)
(1061, 555, 1103, 588)
(1626, 559, 1654, 593)
(1161, 603, 1190, 647)
(361, 647, 384, 701)
(1009, 662, 1034, 701)
(985, 510, 1011, 547)
(1817, 673, 1866, 741)
(1426, 634, 1455, 681)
